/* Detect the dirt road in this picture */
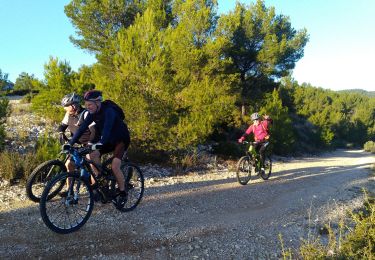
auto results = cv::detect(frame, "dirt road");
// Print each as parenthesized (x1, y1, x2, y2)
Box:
(1, 149, 374, 259)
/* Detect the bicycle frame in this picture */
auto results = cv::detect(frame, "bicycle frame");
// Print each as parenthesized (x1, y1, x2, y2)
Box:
(244, 141, 270, 168)
(68, 147, 113, 186)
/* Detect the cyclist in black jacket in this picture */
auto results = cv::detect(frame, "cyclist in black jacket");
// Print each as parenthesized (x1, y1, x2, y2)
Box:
(67, 90, 130, 208)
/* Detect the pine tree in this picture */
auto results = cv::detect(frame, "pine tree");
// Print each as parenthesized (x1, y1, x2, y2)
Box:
(215, 0, 308, 114)
(259, 89, 295, 154)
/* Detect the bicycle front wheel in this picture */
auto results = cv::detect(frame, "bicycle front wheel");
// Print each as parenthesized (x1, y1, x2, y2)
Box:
(39, 172, 94, 234)
(236, 156, 252, 185)
(26, 159, 67, 202)
(260, 155, 272, 180)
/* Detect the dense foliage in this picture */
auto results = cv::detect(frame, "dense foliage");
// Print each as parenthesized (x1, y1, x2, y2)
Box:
(31, 57, 95, 121)
(16, 0, 373, 157)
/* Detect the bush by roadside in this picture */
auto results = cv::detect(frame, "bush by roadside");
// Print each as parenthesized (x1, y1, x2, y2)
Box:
(0, 98, 9, 150)
(281, 189, 375, 259)
(364, 141, 375, 153)
(0, 135, 60, 183)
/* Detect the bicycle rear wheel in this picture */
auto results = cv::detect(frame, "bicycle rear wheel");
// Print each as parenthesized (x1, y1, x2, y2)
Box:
(26, 159, 66, 202)
(114, 163, 144, 212)
(236, 156, 252, 185)
(260, 155, 272, 180)
(39, 172, 94, 234)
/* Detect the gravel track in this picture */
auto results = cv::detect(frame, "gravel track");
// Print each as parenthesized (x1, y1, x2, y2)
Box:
(0, 149, 374, 259)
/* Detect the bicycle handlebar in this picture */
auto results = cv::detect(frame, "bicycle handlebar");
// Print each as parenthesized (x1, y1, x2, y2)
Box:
(62, 144, 92, 156)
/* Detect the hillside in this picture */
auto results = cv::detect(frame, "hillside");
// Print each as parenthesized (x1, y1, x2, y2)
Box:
(338, 88, 375, 97)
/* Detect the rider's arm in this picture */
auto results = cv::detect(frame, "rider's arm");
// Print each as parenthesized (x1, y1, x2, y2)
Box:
(239, 125, 254, 142)
(57, 112, 70, 133)
(57, 123, 68, 133)
(100, 107, 116, 144)
(69, 114, 94, 145)
(245, 125, 254, 135)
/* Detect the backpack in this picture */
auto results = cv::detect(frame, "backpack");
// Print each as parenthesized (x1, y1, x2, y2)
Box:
(102, 100, 125, 120)
(260, 121, 271, 140)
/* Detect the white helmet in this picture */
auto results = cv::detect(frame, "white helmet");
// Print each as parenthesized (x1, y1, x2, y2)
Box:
(61, 93, 81, 107)
(251, 112, 260, 121)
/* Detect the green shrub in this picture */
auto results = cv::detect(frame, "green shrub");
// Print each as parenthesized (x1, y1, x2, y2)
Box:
(213, 141, 243, 159)
(20, 94, 32, 103)
(0, 98, 9, 150)
(35, 134, 61, 162)
(0, 152, 23, 181)
(339, 194, 375, 259)
(0, 152, 41, 182)
(364, 141, 375, 153)
(0, 135, 61, 182)
(286, 191, 375, 259)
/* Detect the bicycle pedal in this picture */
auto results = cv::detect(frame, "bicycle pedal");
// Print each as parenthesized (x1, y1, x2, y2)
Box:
(92, 189, 102, 202)
(113, 192, 128, 209)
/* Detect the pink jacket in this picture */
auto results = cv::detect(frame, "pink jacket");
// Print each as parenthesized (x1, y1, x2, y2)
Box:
(240, 119, 272, 142)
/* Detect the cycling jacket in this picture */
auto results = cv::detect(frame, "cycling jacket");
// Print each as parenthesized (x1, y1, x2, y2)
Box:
(240, 118, 272, 142)
(69, 102, 130, 146)
(57, 107, 96, 144)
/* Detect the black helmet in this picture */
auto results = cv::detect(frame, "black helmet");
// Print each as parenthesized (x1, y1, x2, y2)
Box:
(84, 90, 103, 102)
(61, 93, 81, 107)
(251, 112, 260, 121)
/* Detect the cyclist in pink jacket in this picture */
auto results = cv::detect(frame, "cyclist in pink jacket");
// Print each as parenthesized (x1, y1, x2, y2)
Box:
(238, 112, 272, 171)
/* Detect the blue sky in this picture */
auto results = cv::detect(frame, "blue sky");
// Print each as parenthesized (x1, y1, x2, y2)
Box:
(0, 0, 374, 91)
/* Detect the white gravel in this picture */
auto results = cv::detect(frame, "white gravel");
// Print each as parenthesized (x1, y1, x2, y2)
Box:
(0, 149, 374, 259)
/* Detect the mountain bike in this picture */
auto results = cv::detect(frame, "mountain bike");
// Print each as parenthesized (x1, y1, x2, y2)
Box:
(236, 141, 272, 185)
(39, 145, 144, 234)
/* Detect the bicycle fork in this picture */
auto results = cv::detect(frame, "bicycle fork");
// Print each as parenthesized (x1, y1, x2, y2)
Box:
(65, 178, 81, 205)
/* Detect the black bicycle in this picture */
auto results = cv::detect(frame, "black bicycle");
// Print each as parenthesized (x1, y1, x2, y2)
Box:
(39, 145, 144, 234)
(236, 141, 272, 185)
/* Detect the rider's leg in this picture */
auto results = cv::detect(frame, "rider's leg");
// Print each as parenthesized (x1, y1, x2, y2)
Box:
(112, 142, 128, 208)
(259, 143, 267, 168)
(87, 150, 101, 176)
(66, 158, 75, 172)
(64, 159, 75, 190)
(112, 142, 126, 192)
(87, 150, 101, 186)
(112, 157, 125, 191)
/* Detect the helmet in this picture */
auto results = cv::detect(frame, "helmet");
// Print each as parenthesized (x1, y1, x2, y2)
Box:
(61, 93, 81, 107)
(83, 90, 103, 102)
(251, 112, 260, 121)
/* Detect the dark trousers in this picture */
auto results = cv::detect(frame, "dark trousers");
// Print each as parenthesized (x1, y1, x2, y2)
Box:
(254, 141, 269, 167)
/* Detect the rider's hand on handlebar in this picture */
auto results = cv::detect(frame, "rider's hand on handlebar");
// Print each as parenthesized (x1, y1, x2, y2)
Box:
(91, 142, 103, 151)
(62, 144, 71, 152)
(238, 137, 244, 143)
(59, 132, 70, 145)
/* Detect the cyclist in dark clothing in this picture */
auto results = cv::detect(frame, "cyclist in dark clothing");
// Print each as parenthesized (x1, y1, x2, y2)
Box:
(68, 90, 130, 208)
